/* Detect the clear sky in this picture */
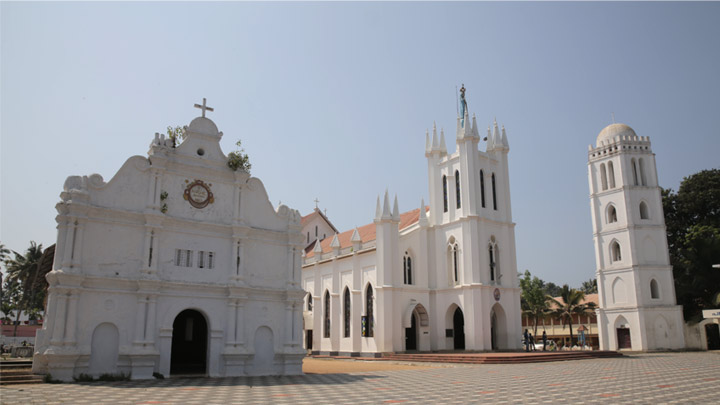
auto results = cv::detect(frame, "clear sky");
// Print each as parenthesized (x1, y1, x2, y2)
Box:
(2, 2, 719, 287)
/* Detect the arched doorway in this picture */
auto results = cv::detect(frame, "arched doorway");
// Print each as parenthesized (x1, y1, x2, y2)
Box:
(453, 307, 465, 350)
(615, 316, 631, 350)
(491, 311, 498, 350)
(405, 312, 418, 351)
(490, 303, 507, 350)
(171, 309, 208, 375)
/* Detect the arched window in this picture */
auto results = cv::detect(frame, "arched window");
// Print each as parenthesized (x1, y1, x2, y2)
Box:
(611, 241, 622, 263)
(323, 290, 331, 338)
(489, 243, 497, 283)
(608, 205, 618, 223)
(600, 163, 608, 191)
(608, 161, 616, 188)
(442, 175, 448, 213)
(455, 170, 461, 209)
(403, 252, 413, 285)
(365, 285, 374, 337)
(491, 173, 498, 211)
(307, 292, 313, 311)
(631, 158, 639, 186)
(480, 170, 486, 208)
(650, 279, 660, 299)
(343, 287, 351, 337)
(639, 201, 649, 219)
(453, 244, 459, 284)
(639, 158, 647, 186)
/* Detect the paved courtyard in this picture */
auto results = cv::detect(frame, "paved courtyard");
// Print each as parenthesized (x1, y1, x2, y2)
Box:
(1, 352, 718, 404)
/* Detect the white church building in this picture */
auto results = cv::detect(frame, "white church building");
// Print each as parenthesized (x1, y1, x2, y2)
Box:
(32, 101, 306, 380)
(588, 123, 686, 351)
(301, 101, 522, 355)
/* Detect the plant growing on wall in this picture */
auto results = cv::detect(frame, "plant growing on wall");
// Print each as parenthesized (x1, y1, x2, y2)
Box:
(227, 140, 251, 173)
(167, 126, 187, 148)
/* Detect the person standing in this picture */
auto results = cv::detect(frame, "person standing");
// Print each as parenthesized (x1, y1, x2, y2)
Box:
(523, 329, 530, 352)
(529, 333, 535, 351)
(542, 331, 548, 351)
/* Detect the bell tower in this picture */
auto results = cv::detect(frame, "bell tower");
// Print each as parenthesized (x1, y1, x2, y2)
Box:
(588, 123, 685, 350)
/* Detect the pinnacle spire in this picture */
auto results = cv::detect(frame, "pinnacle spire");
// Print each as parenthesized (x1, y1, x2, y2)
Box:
(419, 198, 428, 227)
(382, 189, 392, 219)
(330, 233, 341, 248)
(350, 227, 361, 243)
(375, 195, 382, 219)
(392, 194, 400, 220)
(439, 129, 447, 153)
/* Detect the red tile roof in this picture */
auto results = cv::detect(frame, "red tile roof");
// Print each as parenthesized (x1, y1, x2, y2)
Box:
(305, 207, 429, 259)
(550, 293, 599, 308)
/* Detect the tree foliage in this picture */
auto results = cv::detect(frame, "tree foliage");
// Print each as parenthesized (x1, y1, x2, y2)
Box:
(663, 169, 720, 322)
(548, 284, 596, 346)
(580, 278, 597, 294)
(519, 270, 550, 336)
(4, 241, 46, 335)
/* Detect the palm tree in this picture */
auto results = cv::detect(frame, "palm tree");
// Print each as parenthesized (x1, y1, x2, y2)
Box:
(581, 278, 598, 294)
(5, 241, 43, 336)
(549, 284, 596, 347)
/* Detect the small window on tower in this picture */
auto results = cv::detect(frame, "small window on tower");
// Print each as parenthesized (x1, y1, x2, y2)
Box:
(608, 205, 618, 223)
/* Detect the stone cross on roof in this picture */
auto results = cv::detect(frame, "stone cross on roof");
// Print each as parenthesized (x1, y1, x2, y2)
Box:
(314, 198, 320, 209)
(194, 97, 214, 117)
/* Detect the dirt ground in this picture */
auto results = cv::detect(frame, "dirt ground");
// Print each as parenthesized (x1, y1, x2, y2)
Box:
(302, 357, 434, 374)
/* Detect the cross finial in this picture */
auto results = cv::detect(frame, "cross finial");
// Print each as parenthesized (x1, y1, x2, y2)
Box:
(314, 198, 320, 209)
(194, 97, 214, 117)
(611, 112, 616, 124)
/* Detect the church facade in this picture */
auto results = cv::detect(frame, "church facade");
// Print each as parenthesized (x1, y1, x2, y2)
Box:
(33, 103, 306, 380)
(301, 106, 522, 355)
(588, 123, 685, 350)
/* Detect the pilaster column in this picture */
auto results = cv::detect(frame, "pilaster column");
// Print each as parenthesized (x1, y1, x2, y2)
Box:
(226, 300, 237, 345)
(50, 291, 67, 345)
(64, 292, 78, 344)
(134, 296, 148, 344)
(285, 303, 294, 346)
(145, 295, 157, 341)
(71, 220, 84, 269)
(287, 247, 295, 286)
(235, 301, 245, 346)
(62, 219, 75, 269)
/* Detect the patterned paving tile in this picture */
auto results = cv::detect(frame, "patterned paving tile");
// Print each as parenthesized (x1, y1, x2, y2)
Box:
(1, 353, 718, 404)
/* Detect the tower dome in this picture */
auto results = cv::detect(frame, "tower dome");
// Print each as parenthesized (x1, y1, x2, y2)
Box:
(596, 123, 636, 146)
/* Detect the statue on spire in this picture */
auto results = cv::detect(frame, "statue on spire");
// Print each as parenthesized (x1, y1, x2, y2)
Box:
(459, 84, 468, 127)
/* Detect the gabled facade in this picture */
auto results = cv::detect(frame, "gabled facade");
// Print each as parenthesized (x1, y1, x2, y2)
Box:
(33, 107, 306, 380)
(301, 208, 339, 251)
(588, 123, 685, 350)
(301, 105, 522, 355)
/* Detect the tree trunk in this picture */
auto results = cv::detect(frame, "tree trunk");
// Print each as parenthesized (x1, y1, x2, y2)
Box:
(568, 317, 574, 347)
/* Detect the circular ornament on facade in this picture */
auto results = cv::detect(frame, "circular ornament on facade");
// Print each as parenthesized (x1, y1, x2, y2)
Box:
(183, 179, 214, 209)
(493, 288, 501, 302)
